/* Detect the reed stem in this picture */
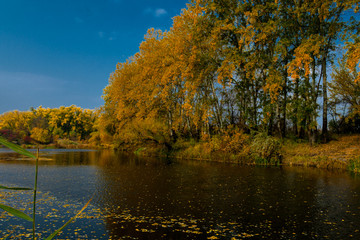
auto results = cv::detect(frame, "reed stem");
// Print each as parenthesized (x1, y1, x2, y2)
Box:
(32, 148, 39, 240)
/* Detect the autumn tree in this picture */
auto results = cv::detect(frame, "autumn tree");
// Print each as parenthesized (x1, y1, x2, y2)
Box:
(329, 58, 360, 133)
(101, 0, 360, 149)
(0, 106, 96, 144)
(287, 0, 359, 142)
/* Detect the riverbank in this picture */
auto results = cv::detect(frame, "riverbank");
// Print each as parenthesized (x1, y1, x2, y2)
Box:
(20, 138, 96, 150)
(281, 134, 360, 172)
(132, 134, 360, 173)
(14, 133, 360, 173)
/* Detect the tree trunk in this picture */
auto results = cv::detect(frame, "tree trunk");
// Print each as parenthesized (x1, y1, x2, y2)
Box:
(276, 101, 281, 137)
(322, 55, 328, 143)
(252, 83, 258, 128)
(210, 80, 223, 130)
(309, 55, 317, 145)
(168, 111, 177, 142)
(293, 78, 299, 136)
(281, 69, 287, 138)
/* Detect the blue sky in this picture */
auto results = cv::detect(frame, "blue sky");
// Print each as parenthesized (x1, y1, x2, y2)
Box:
(0, 1, 358, 114)
(0, 0, 189, 113)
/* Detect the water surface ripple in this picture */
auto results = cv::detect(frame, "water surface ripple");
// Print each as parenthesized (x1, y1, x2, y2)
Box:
(1, 149, 360, 239)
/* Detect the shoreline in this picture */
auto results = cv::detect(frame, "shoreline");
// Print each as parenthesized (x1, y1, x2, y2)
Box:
(133, 134, 360, 173)
(5, 134, 359, 173)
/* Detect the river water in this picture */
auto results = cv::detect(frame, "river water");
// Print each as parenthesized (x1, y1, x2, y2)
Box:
(1, 149, 360, 239)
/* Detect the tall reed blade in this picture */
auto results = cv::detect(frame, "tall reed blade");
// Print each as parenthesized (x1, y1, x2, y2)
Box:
(32, 148, 39, 240)
(0, 136, 92, 239)
(0, 136, 36, 159)
(44, 195, 93, 240)
(0, 137, 34, 222)
(0, 204, 33, 222)
(0, 185, 32, 190)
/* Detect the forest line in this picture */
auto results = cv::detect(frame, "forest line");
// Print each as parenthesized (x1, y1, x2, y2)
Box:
(99, 0, 360, 147)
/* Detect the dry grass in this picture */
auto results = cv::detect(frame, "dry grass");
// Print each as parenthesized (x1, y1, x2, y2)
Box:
(282, 134, 360, 169)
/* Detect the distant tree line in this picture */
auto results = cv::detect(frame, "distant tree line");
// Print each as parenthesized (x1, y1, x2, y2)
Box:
(0, 106, 97, 144)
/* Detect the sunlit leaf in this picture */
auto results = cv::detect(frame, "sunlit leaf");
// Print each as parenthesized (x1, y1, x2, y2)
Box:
(0, 203, 33, 222)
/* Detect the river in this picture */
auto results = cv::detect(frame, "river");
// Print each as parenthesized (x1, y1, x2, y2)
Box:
(1, 149, 360, 239)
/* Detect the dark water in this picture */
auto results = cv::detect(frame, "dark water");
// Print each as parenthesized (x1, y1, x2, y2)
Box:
(1, 149, 360, 239)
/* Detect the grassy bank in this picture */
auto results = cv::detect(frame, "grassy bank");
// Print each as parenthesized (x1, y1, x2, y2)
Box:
(19, 138, 97, 150)
(132, 132, 281, 166)
(132, 134, 360, 173)
(282, 134, 360, 172)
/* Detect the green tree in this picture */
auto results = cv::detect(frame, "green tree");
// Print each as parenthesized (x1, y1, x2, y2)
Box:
(330, 59, 360, 120)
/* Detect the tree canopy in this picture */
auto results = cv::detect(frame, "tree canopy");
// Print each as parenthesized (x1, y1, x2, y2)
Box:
(89, 0, 360, 147)
(0, 106, 97, 144)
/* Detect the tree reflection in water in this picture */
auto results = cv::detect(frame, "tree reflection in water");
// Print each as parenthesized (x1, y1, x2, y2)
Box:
(1, 150, 360, 239)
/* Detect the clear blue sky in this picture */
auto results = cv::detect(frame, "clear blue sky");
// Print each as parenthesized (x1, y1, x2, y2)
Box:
(0, 0, 189, 113)
(0, 1, 358, 114)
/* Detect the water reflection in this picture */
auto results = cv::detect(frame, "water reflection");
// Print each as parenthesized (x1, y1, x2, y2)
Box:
(1, 150, 360, 239)
(95, 155, 360, 239)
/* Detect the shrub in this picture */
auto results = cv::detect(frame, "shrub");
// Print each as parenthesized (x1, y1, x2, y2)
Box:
(0, 129, 18, 142)
(22, 135, 33, 144)
(206, 126, 250, 154)
(349, 157, 360, 173)
(56, 138, 79, 148)
(250, 133, 282, 165)
(329, 115, 360, 134)
(30, 127, 52, 144)
(222, 127, 249, 153)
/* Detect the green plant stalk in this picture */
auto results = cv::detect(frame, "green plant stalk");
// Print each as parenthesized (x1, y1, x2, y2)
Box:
(0, 137, 34, 222)
(44, 195, 93, 240)
(1, 137, 92, 239)
(0, 136, 36, 159)
(32, 148, 39, 240)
